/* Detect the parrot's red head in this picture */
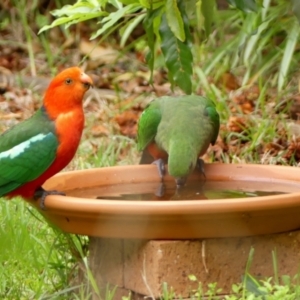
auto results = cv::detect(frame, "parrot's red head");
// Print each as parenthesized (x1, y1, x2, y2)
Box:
(44, 67, 93, 118)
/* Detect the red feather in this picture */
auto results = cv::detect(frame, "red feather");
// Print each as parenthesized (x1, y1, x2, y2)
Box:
(147, 141, 168, 161)
(7, 67, 93, 199)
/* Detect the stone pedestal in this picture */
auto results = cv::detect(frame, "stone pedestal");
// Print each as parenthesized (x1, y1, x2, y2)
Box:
(89, 231, 300, 299)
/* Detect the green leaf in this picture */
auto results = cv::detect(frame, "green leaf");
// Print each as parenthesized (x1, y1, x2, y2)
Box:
(143, 7, 163, 83)
(243, 273, 267, 296)
(179, 0, 193, 44)
(50, 0, 102, 17)
(159, 12, 193, 94)
(35, 13, 49, 29)
(39, 17, 74, 34)
(118, 0, 138, 4)
(231, 283, 241, 293)
(184, 0, 198, 20)
(139, 0, 150, 9)
(188, 274, 197, 281)
(227, 0, 258, 13)
(243, 18, 270, 64)
(292, 0, 300, 24)
(201, 0, 216, 37)
(120, 13, 145, 47)
(87, 0, 100, 6)
(38, 2, 107, 34)
(278, 19, 300, 91)
(165, 0, 185, 41)
(91, 4, 140, 39)
(51, 5, 95, 17)
(109, 0, 124, 9)
(281, 275, 291, 286)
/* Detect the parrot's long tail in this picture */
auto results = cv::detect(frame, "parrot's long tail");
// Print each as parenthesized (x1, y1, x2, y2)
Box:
(139, 149, 154, 164)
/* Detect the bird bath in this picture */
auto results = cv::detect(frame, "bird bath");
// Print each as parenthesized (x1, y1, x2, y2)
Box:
(32, 163, 300, 298)
(32, 163, 300, 239)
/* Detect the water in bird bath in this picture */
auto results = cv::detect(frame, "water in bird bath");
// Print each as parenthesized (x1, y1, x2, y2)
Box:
(65, 179, 300, 201)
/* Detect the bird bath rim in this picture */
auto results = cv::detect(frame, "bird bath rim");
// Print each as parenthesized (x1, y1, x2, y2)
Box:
(32, 163, 300, 239)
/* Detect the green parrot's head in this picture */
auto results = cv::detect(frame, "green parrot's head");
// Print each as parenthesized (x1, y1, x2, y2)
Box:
(168, 145, 198, 187)
(175, 175, 189, 187)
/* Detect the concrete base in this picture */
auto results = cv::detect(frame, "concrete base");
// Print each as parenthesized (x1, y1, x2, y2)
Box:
(89, 231, 300, 299)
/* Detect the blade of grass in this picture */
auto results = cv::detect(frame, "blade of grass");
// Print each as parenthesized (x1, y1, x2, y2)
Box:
(278, 19, 300, 91)
(242, 247, 255, 299)
(13, 0, 37, 76)
(272, 248, 279, 285)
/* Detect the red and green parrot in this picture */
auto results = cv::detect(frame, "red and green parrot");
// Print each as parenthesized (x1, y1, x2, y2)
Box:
(0, 67, 93, 208)
(137, 95, 220, 190)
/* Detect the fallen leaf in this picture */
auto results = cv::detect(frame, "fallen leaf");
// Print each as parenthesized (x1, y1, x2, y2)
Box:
(91, 124, 110, 137)
(221, 71, 240, 91)
(114, 110, 140, 137)
(227, 116, 247, 133)
(230, 85, 260, 114)
(283, 137, 300, 162)
(278, 94, 300, 120)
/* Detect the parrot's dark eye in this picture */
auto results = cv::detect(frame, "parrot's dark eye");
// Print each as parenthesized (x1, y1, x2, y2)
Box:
(65, 78, 73, 85)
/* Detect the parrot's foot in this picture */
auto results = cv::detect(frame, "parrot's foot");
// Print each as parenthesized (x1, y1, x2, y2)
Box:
(197, 158, 206, 179)
(34, 187, 65, 210)
(152, 158, 166, 180)
(154, 182, 165, 197)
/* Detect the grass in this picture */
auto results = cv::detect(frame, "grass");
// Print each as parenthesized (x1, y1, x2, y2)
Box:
(0, 198, 85, 299)
(0, 197, 121, 299)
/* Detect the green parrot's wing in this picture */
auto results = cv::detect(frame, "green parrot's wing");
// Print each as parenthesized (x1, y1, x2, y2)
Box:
(0, 107, 55, 152)
(0, 108, 58, 196)
(137, 101, 162, 151)
(0, 132, 58, 196)
(205, 102, 220, 145)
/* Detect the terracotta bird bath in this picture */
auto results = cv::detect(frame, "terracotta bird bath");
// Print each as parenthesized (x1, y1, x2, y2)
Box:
(31, 163, 300, 299)
(32, 163, 300, 239)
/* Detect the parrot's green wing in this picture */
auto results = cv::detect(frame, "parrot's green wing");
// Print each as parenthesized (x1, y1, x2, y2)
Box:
(0, 133, 58, 195)
(204, 101, 220, 145)
(137, 101, 162, 151)
(0, 108, 58, 196)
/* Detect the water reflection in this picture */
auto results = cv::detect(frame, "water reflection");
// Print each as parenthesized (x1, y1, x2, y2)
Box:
(66, 179, 298, 201)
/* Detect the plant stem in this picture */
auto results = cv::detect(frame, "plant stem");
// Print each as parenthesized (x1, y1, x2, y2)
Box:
(15, 0, 37, 76)
(272, 248, 279, 285)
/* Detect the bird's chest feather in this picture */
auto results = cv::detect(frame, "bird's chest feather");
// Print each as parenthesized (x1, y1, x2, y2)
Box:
(147, 141, 168, 160)
(54, 109, 84, 161)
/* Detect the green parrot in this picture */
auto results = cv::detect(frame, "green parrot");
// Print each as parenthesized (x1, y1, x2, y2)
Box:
(137, 95, 220, 188)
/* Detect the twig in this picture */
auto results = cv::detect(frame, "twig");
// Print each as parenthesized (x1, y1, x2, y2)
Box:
(141, 252, 155, 300)
(202, 240, 209, 274)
